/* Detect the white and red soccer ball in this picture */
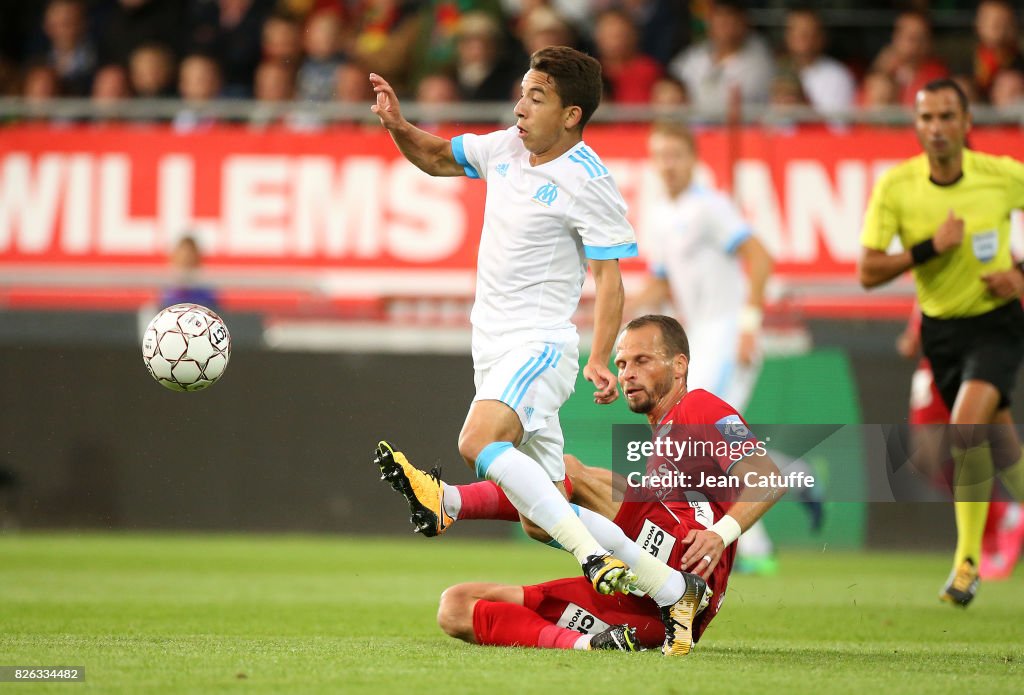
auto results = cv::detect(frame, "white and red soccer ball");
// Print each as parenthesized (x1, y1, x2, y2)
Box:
(142, 304, 231, 392)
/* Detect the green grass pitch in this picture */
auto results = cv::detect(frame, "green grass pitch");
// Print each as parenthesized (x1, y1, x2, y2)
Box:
(1, 533, 1021, 694)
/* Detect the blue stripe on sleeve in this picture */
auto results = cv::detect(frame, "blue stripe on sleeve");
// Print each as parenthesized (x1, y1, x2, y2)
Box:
(569, 153, 598, 178)
(579, 147, 608, 176)
(585, 242, 639, 260)
(450, 135, 480, 179)
(724, 228, 752, 254)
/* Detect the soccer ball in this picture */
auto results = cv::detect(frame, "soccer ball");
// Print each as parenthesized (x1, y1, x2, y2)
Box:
(142, 303, 231, 392)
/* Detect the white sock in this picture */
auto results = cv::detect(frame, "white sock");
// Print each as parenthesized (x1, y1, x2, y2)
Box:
(577, 507, 683, 607)
(573, 634, 592, 650)
(737, 519, 774, 558)
(442, 485, 461, 520)
(482, 444, 605, 563)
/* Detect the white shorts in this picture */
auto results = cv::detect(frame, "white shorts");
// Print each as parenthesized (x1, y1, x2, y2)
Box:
(473, 341, 579, 479)
(686, 318, 761, 414)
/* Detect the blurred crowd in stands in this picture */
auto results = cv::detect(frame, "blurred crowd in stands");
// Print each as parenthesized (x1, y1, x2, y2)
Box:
(1, 0, 1023, 120)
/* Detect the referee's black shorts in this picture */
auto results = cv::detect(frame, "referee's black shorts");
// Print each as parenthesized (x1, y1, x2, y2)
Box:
(921, 300, 1024, 411)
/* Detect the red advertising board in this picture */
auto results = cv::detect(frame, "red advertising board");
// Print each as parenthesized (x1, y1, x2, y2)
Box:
(1, 122, 1021, 314)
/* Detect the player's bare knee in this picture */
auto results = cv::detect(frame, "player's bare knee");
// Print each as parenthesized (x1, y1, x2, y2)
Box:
(437, 585, 475, 641)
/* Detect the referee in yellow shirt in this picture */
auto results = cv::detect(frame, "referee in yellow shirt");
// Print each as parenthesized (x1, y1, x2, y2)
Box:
(859, 78, 1024, 607)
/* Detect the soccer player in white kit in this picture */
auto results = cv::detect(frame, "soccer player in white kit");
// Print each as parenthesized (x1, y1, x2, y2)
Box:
(371, 47, 714, 655)
(631, 122, 782, 572)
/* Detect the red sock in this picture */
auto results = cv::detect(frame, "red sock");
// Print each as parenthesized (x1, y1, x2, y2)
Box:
(472, 600, 584, 649)
(454, 476, 573, 522)
(455, 481, 520, 521)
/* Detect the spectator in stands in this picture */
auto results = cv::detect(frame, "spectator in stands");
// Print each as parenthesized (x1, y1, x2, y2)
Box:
(261, 11, 303, 69)
(160, 234, 220, 310)
(336, 61, 371, 103)
(407, 1, 506, 91)
(650, 74, 688, 109)
(416, 71, 459, 104)
(779, 7, 856, 115)
(667, 0, 774, 113)
(173, 54, 223, 131)
(36, 0, 96, 97)
(501, 0, 589, 37)
(23, 64, 61, 101)
(859, 70, 899, 109)
(185, 0, 268, 98)
(91, 64, 131, 121)
(97, 0, 184, 68)
(178, 53, 222, 101)
(599, 0, 687, 68)
(92, 64, 131, 102)
(351, 0, 423, 95)
(414, 71, 459, 131)
(972, 0, 1023, 102)
(593, 8, 663, 104)
(249, 59, 294, 126)
(451, 11, 523, 102)
(254, 59, 295, 102)
(297, 8, 349, 102)
(517, 6, 577, 55)
(990, 68, 1024, 109)
(870, 10, 947, 106)
(128, 42, 176, 98)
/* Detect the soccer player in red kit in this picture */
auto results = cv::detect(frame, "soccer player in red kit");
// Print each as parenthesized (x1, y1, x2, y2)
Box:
(378, 314, 788, 654)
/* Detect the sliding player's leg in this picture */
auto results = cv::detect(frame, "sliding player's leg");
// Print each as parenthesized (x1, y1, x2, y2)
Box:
(436, 581, 639, 651)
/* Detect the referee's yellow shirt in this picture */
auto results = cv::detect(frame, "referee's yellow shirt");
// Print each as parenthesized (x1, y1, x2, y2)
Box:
(861, 149, 1024, 318)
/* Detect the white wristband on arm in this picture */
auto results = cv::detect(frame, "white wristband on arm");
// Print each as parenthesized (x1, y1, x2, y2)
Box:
(738, 305, 763, 333)
(709, 515, 742, 546)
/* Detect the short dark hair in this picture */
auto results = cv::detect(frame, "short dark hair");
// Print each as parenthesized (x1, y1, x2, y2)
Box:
(529, 46, 602, 130)
(624, 314, 690, 361)
(918, 77, 969, 113)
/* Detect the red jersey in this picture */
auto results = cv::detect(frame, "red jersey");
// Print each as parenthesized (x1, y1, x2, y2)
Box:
(615, 388, 753, 637)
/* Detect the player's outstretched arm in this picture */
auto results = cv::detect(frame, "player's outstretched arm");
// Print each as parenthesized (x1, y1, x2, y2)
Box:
(585, 259, 625, 405)
(369, 73, 463, 177)
(679, 450, 786, 579)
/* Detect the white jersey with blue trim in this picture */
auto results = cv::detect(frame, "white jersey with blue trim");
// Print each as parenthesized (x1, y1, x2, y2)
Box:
(647, 183, 751, 326)
(452, 126, 637, 361)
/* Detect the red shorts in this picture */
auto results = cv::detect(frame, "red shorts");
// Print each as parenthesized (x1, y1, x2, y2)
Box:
(522, 561, 729, 649)
(523, 577, 666, 648)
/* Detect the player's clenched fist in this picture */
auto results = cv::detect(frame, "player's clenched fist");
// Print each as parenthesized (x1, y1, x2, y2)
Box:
(933, 208, 964, 253)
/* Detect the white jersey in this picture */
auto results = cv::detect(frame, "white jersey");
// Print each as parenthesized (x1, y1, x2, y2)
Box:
(453, 127, 637, 362)
(647, 183, 751, 327)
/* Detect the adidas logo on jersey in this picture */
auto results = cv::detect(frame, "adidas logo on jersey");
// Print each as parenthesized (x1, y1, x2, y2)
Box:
(495, 163, 510, 177)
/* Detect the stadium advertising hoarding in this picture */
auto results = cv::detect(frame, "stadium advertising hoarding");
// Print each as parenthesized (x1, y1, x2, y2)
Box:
(1, 124, 1022, 303)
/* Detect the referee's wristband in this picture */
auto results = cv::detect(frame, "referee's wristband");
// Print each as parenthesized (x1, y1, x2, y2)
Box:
(709, 515, 742, 547)
(910, 238, 939, 265)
